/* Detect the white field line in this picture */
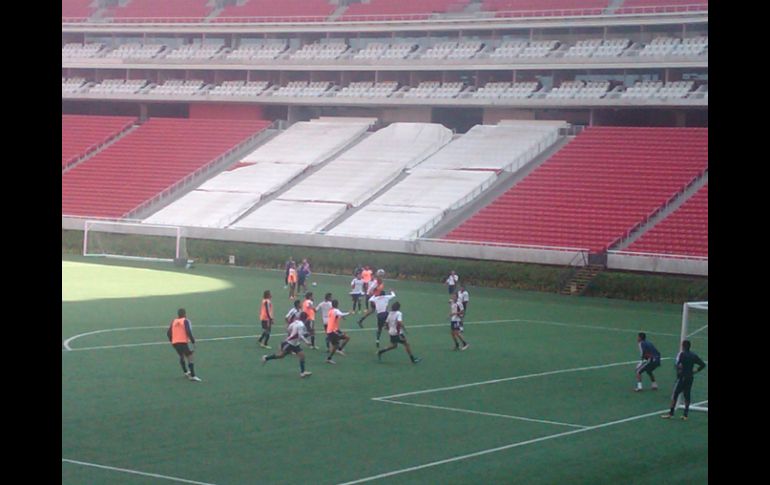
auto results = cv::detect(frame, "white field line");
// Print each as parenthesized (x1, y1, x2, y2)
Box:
(334, 400, 708, 485)
(61, 458, 218, 485)
(374, 358, 672, 401)
(62, 317, 702, 352)
(376, 399, 587, 428)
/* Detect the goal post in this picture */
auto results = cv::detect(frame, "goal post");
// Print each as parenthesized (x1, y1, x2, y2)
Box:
(83, 220, 187, 264)
(678, 300, 708, 412)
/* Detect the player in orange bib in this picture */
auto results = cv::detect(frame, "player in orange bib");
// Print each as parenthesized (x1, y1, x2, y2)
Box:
(258, 290, 274, 349)
(325, 300, 351, 365)
(302, 292, 319, 349)
(166, 308, 201, 381)
(287, 264, 298, 300)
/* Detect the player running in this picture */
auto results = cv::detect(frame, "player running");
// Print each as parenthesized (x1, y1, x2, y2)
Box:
(450, 293, 469, 351)
(377, 302, 421, 364)
(368, 290, 397, 348)
(261, 311, 313, 378)
(325, 300, 351, 365)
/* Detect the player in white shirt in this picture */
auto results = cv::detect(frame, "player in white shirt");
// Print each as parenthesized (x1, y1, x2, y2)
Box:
(285, 299, 301, 328)
(261, 311, 313, 377)
(368, 290, 397, 348)
(450, 293, 469, 351)
(315, 292, 333, 351)
(457, 286, 470, 322)
(445, 270, 459, 295)
(377, 302, 421, 364)
(350, 271, 365, 314)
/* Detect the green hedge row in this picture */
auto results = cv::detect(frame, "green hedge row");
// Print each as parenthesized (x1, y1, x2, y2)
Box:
(62, 230, 707, 303)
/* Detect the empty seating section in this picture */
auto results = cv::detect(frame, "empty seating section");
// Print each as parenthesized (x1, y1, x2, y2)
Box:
(328, 121, 564, 239)
(233, 122, 452, 232)
(165, 44, 225, 60)
(145, 118, 374, 228)
(103, 43, 166, 59)
(61, 117, 271, 218)
(547, 80, 610, 99)
(62, 77, 89, 94)
(483, 0, 609, 17)
(62, 115, 136, 169)
(625, 185, 707, 257)
(472, 81, 538, 99)
(62, 0, 94, 20)
(62, 43, 104, 59)
(445, 127, 708, 252)
(337, 81, 399, 98)
(341, 0, 471, 21)
(216, 0, 336, 22)
(227, 42, 287, 60)
(208, 81, 269, 97)
(105, 0, 212, 21)
(149, 80, 208, 96)
(404, 81, 465, 99)
(272, 81, 332, 97)
(616, 0, 708, 14)
(290, 42, 349, 60)
(88, 79, 149, 95)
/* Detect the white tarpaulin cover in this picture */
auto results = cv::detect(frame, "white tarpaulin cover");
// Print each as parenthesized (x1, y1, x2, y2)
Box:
(232, 200, 348, 233)
(144, 190, 262, 228)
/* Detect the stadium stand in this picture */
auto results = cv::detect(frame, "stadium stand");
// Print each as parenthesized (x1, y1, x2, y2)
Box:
(616, 0, 708, 14)
(62, 115, 137, 169)
(444, 127, 707, 252)
(328, 120, 565, 239)
(482, 0, 610, 17)
(232, 122, 453, 232)
(62, 0, 95, 20)
(62, 118, 272, 218)
(340, 0, 471, 21)
(102, 43, 166, 59)
(215, 0, 337, 22)
(143, 118, 375, 228)
(624, 184, 707, 257)
(62, 42, 104, 59)
(62, 77, 91, 94)
(103, 0, 213, 22)
(87, 79, 149, 95)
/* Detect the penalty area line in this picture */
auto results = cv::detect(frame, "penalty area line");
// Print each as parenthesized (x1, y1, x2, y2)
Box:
(334, 401, 708, 485)
(62, 458, 218, 485)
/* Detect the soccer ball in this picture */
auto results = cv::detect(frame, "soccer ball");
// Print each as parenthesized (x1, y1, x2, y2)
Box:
(312, 282, 317, 286)
(376, 269, 385, 277)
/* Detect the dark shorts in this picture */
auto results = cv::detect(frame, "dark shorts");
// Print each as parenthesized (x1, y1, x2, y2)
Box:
(672, 376, 695, 401)
(451, 320, 463, 332)
(389, 334, 407, 345)
(305, 319, 315, 333)
(636, 358, 660, 375)
(281, 341, 302, 354)
(448, 285, 456, 294)
(261, 320, 272, 330)
(352, 294, 361, 303)
(376, 312, 388, 330)
(461, 301, 469, 312)
(172, 343, 192, 357)
(327, 330, 347, 346)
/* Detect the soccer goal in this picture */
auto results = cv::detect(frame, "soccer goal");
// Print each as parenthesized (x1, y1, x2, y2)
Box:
(679, 300, 708, 412)
(83, 220, 188, 264)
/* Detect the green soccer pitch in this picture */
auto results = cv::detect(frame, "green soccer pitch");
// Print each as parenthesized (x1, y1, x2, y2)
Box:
(62, 254, 707, 485)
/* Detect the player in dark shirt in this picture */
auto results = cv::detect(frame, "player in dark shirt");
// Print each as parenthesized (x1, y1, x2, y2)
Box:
(635, 332, 661, 392)
(661, 340, 706, 420)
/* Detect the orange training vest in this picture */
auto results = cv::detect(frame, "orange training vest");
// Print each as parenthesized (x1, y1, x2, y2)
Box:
(260, 299, 272, 321)
(327, 309, 339, 333)
(170, 318, 189, 344)
(303, 299, 315, 320)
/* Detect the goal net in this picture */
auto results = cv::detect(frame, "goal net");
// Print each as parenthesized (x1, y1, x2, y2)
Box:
(678, 300, 708, 412)
(83, 220, 187, 264)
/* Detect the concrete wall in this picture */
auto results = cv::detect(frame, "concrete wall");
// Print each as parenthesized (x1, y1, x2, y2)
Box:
(607, 252, 707, 276)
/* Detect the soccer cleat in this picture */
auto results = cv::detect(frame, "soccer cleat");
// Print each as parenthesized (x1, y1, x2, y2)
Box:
(375, 340, 380, 348)
(412, 357, 422, 364)
(681, 416, 688, 421)
(461, 344, 469, 351)
(336, 350, 346, 356)
(260, 343, 272, 349)
(651, 383, 659, 390)
(300, 371, 312, 378)
(309, 345, 318, 350)
(189, 376, 202, 382)
(660, 414, 673, 419)
(184, 371, 191, 378)
(261, 355, 268, 365)
(326, 359, 336, 365)
(634, 387, 642, 392)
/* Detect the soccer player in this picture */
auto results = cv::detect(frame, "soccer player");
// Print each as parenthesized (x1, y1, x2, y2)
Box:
(445, 270, 459, 295)
(315, 292, 333, 351)
(284, 256, 295, 288)
(368, 290, 397, 348)
(377, 302, 421, 364)
(261, 311, 313, 378)
(258, 290, 274, 349)
(285, 299, 302, 328)
(287, 263, 298, 300)
(357, 274, 385, 328)
(457, 286, 470, 319)
(297, 258, 311, 294)
(361, 266, 373, 303)
(325, 299, 351, 364)
(450, 293, 469, 351)
(350, 271, 365, 314)
(661, 339, 706, 420)
(635, 332, 661, 391)
(302, 292, 319, 349)
(167, 308, 201, 381)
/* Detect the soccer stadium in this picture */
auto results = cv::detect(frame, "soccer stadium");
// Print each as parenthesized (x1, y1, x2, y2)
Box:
(62, 1, 708, 484)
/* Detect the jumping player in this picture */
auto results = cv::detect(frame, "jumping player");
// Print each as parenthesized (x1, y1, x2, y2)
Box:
(368, 290, 397, 348)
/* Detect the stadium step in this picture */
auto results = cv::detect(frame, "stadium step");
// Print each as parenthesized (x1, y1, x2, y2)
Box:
(560, 264, 604, 296)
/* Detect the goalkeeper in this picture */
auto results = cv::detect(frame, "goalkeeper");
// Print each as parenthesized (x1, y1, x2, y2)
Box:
(634, 332, 661, 392)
